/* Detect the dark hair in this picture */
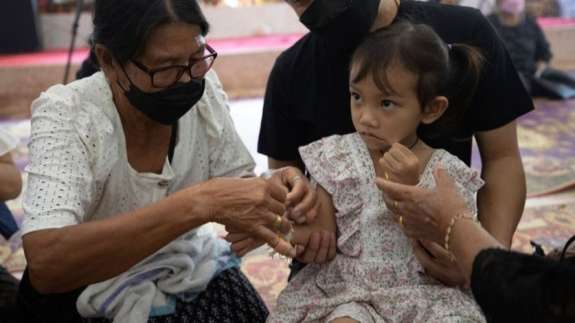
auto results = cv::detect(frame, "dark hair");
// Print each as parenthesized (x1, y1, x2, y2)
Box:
(351, 20, 484, 135)
(92, 0, 209, 64)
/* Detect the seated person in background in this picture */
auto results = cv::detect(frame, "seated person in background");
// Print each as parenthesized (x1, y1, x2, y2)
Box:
(488, 0, 575, 98)
(0, 128, 23, 320)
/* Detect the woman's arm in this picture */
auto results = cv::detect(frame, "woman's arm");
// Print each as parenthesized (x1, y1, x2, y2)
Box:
(24, 177, 294, 294)
(447, 216, 502, 281)
(0, 153, 22, 201)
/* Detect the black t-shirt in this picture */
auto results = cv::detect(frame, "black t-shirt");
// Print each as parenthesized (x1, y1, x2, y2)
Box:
(258, 0, 534, 166)
(487, 14, 552, 78)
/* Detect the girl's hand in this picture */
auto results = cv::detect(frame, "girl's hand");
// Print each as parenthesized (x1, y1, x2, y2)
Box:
(379, 143, 420, 186)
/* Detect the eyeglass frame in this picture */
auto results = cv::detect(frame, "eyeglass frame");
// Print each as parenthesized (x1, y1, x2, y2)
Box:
(128, 43, 218, 89)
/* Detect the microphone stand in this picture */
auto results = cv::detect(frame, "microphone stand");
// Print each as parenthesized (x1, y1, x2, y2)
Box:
(63, 0, 84, 84)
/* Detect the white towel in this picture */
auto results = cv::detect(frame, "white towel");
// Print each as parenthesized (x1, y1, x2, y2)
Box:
(76, 225, 230, 323)
(0, 128, 18, 155)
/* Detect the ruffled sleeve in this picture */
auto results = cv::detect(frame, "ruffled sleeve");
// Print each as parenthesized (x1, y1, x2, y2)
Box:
(435, 150, 485, 215)
(299, 134, 365, 257)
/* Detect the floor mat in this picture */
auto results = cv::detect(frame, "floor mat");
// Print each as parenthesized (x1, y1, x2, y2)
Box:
(472, 98, 575, 197)
(1, 99, 574, 311)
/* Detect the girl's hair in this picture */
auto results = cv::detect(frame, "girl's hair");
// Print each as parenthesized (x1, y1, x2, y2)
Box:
(351, 20, 484, 136)
(91, 0, 209, 65)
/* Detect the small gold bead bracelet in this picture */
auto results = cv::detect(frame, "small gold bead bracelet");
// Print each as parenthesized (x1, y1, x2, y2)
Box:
(444, 212, 479, 254)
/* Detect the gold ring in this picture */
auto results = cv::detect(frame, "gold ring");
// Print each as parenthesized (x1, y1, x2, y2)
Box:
(393, 200, 399, 209)
(384, 172, 390, 180)
(399, 216, 404, 227)
(273, 215, 283, 231)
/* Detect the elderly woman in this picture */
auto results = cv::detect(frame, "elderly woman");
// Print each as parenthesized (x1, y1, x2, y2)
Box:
(17, 1, 318, 322)
(377, 168, 575, 323)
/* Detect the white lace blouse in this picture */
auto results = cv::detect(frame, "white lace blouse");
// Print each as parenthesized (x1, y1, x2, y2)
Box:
(22, 70, 255, 235)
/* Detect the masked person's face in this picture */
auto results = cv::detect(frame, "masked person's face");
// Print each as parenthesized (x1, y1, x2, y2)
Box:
(499, 0, 525, 15)
(291, 0, 380, 35)
(112, 22, 213, 125)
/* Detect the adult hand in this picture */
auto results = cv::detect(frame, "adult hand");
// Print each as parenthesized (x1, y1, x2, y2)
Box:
(413, 240, 467, 287)
(375, 166, 470, 244)
(201, 177, 296, 257)
(266, 167, 319, 225)
(379, 143, 420, 185)
(226, 230, 264, 257)
(226, 228, 336, 264)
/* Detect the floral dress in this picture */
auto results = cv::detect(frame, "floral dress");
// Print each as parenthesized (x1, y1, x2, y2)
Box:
(268, 133, 487, 323)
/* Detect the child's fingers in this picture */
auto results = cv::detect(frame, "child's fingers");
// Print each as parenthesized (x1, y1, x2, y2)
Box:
(385, 150, 404, 166)
(382, 154, 401, 172)
(388, 146, 410, 163)
(393, 142, 417, 156)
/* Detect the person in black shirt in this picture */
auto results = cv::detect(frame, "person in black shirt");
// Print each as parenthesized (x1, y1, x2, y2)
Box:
(377, 168, 575, 323)
(258, 0, 533, 286)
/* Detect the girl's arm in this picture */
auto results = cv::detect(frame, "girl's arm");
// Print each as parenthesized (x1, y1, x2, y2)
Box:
(291, 184, 337, 247)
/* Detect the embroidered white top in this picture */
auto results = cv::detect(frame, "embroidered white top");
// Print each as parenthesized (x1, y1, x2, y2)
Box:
(22, 70, 255, 235)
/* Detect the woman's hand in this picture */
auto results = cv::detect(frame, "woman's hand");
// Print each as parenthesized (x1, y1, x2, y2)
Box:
(375, 166, 470, 247)
(376, 166, 473, 287)
(413, 240, 467, 287)
(198, 177, 296, 257)
(266, 167, 319, 225)
(226, 228, 336, 264)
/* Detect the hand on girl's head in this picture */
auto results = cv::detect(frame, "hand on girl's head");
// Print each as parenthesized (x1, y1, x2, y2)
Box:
(379, 143, 420, 185)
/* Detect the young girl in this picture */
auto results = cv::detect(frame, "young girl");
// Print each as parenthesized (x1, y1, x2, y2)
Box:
(268, 21, 487, 323)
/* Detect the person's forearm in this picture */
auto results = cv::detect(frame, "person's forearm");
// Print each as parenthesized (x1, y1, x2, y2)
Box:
(24, 185, 210, 294)
(477, 155, 526, 248)
(0, 158, 22, 201)
(450, 219, 503, 283)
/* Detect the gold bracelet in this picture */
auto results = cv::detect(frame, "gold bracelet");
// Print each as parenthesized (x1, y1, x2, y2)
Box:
(444, 212, 477, 253)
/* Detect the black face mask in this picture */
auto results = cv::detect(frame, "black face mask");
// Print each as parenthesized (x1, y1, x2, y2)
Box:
(299, 0, 380, 34)
(118, 68, 205, 125)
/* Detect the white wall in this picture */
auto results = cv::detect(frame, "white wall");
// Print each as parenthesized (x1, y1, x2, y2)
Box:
(39, 3, 306, 50)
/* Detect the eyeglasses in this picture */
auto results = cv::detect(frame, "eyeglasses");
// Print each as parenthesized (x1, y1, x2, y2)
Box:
(130, 44, 218, 88)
